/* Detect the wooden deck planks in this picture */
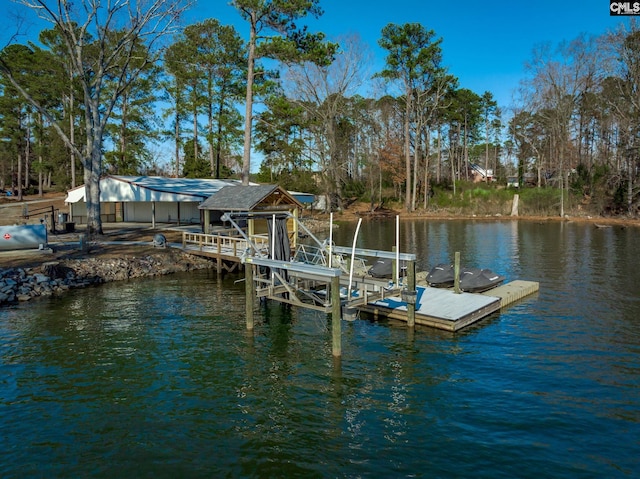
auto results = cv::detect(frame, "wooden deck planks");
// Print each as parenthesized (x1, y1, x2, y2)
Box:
(480, 280, 540, 307)
(358, 281, 539, 332)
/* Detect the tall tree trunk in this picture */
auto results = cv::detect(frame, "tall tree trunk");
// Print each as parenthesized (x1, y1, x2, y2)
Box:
(463, 114, 469, 181)
(404, 85, 412, 211)
(24, 120, 30, 190)
(193, 102, 199, 162)
(38, 152, 43, 196)
(84, 100, 104, 236)
(215, 106, 223, 178)
(85, 146, 103, 236)
(211, 78, 226, 179)
(423, 129, 431, 209)
(38, 113, 43, 197)
(241, 12, 257, 186)
(70, 84, 76, 188)
(456, 123, 462, 182)
(208, 85, 215, 178)
(175, 111, 181, 176)
(436, 127, 441, 183)
(484, 114, 489, 182)
(411, 121, 420, 211)
(119, 97, 128, 173)
(352, 128, 360, 181)
(450, 145, 456, 195)
(327, 118, 343, 210)
(17, 152, 23, 201)
(628, 153, 635, 215)
(38, 113, 44, 197)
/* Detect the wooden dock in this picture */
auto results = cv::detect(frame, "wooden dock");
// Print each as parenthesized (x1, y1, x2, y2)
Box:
(179, 231, 539, 334)
(479, 280, 540, 305)
(357, 280, 539, 332)
(181, 231, 269, 273)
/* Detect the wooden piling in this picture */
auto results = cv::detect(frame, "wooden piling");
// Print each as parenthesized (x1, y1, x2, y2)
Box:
(392, 246, 397, 283)
(331, 275, 341, 357)
(407, 260, 416, 328)
(217, 240, 222, 275)
(454, 252, 461, 294)
(245, 263, 254, 330)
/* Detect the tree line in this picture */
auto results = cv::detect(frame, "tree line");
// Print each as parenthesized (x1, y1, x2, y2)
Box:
(1, 1, 638, 236)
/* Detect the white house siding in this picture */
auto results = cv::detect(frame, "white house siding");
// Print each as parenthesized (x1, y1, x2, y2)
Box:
(123, 202, 153, 222)
(68, 201, 117, 224)
(175, 203, 201, 223)
(70, 201, 202, 224)
(124, 201, 201, 224)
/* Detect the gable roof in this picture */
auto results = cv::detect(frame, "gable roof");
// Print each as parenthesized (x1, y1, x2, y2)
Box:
(198, 184, 302, 211)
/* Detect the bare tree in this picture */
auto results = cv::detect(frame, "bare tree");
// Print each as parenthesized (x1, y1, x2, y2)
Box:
(284, 33, 372, 211)
(1, 0, 191, 236)
(603, 21, 640, 215)
(413, 71, 456, 210)
(377, 23, 447, 212)
(521, 34, 601, 215)
(231, 0, 336, 186)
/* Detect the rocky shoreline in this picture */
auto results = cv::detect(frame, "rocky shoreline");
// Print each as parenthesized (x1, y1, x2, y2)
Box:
(0, 250, 215, 306)
(0, 219, 334, 308)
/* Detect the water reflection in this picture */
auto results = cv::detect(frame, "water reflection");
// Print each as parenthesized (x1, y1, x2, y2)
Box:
(1, 219, 639, 477)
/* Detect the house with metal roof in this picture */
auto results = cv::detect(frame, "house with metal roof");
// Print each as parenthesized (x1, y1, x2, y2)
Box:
(65, 175, 245, 226)
(64, 176, 314, 237)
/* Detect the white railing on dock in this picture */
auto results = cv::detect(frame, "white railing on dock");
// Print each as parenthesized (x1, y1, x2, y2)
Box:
(182, 231, 270, 259)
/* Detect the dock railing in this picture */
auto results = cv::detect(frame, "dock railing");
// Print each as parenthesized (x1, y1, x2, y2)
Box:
(182, 230, 270, 260)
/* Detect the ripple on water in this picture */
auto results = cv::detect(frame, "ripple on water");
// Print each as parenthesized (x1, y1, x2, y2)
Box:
(1, 223, 640, 478)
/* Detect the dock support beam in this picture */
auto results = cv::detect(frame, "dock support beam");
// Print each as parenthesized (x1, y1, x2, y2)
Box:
(245, 264, 254, 330)
(454, 251, 461, 294)
(407, 260, 416, 328)
(204, 210, 210, 233)
(216, 239, 222, 275)
(331, 275, 341, 357)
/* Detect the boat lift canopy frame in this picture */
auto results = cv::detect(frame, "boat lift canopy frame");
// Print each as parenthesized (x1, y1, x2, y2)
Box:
(222, 210, 325, 256)
(222, 210, 416, 262)
(331, 246, 415, 262)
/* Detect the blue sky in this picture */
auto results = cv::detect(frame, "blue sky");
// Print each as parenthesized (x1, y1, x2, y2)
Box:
(0, 0, 629, 110)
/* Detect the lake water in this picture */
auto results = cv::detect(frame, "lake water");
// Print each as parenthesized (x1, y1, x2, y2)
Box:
(1, 219, 639, 478)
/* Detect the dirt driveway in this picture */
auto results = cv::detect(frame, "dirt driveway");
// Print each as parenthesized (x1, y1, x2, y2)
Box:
(0, 193, 68, 227)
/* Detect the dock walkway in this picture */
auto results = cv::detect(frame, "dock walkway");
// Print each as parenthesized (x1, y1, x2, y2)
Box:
(179, 231, 539, 333)
(180, 230, 269, 273)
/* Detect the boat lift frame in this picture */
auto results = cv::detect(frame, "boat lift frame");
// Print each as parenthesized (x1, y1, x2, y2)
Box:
(226, 211, 418, 357)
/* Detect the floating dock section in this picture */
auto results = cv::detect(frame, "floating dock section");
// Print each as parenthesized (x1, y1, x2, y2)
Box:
(357, 280, 539, 332)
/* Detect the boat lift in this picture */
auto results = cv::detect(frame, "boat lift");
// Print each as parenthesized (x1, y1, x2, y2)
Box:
(225, 212, 418, 357)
